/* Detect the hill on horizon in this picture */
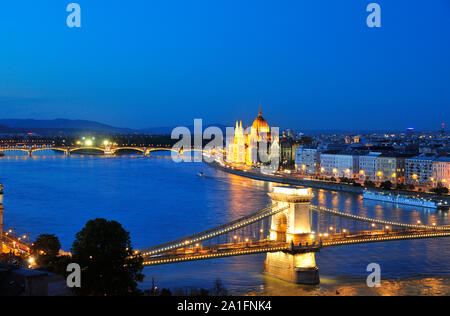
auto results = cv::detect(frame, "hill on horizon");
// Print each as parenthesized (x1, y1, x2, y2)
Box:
(0, 119, 133, 134)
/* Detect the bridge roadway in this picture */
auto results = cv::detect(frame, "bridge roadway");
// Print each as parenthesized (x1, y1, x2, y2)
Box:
(0, 145, 209, 157)
(1, 232, 30, 255)
(142, 228, 450, 266)
(140, 203, 450, 257)
(143, 240, 290, 266)
(311, 205, 450, 231)
(140, 203, 289, 256)
(0, 145, 182, 155)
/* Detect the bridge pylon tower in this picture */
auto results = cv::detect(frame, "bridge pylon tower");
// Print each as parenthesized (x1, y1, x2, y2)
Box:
(264, 186, 320, 285)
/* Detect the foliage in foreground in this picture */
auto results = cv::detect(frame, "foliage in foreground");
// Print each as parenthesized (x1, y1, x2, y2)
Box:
(71, 218, 144, 296)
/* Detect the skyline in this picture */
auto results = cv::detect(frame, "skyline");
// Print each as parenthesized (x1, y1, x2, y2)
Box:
(0, 1, 449, 130)
(0, 117, 447, 134)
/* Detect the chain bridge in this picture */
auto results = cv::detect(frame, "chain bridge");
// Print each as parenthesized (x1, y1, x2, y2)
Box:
(138, 186, 450, 284)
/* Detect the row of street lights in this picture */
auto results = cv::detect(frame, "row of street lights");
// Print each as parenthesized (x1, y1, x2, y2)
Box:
(4, 228, 31, 248)
(74, 137, 114, 147)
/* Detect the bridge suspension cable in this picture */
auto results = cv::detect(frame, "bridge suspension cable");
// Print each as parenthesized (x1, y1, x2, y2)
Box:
(310, 205, 449, 230)
(138, 203, 450, 266)
(140, 203, 288, 256)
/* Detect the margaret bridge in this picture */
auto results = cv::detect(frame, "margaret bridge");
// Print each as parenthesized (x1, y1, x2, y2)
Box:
(0, 144, 203, 156)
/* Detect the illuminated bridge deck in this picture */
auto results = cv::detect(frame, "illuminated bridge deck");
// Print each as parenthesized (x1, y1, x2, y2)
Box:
(142, 228, 450, 266)
(321, 229, 450, 247)
(1, 233, 31, 255)
(142, 241, 290, 266)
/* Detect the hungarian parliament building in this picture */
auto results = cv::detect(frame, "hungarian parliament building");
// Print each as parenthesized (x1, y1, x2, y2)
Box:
(226, 107, 280, 167)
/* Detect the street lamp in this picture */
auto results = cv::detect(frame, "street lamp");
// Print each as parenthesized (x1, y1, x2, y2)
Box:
(377, 171, 383, 182)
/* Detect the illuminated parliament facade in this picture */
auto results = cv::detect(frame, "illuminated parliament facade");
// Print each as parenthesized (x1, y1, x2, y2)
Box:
(226, 108, 279, 166)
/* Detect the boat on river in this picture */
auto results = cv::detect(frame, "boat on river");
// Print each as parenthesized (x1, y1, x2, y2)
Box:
(363, 190, 449, 210)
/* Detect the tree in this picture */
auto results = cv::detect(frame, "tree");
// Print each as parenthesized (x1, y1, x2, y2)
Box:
(431, 186, 449, 195)
(159, 288, 172, 296)
(211, 279, 228, 296)
(380, 181, 393, 190)
(71, 218, 144, 296)
(31, 234, 61, 257)
(30, 234, 61, 267)
(364, 180, 376, 188)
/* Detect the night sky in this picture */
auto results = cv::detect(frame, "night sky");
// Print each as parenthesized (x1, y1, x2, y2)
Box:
(0, 0, 449, 131)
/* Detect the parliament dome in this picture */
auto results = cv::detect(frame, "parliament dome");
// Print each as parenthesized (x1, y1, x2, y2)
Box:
(252, 107, 269, 130)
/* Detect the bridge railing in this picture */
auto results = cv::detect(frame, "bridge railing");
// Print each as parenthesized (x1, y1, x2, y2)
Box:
(142, 241, 289, 266)
(1, 232, 30, 254)
(321, 229, 450, 247)
(141, 203, 289, 256)
(310, 205, 450, 231)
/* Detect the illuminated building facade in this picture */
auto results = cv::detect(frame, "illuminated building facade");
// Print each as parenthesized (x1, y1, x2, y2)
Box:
(227, 107, 277, 166)
(295, 146, 320, 175)
(405, 154, 435, 186)
(433, 157, 450, 188)
(359, 152, 381, 181)
(376, 155, 406, 183)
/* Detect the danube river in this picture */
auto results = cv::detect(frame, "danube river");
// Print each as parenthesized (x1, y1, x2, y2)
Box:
(1, 152, 449, 295)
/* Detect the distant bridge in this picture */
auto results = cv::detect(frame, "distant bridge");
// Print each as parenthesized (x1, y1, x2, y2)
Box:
(0, 145, 204, 156)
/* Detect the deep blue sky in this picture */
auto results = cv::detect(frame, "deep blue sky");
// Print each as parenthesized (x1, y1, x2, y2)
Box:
(0, 1, 449, 130)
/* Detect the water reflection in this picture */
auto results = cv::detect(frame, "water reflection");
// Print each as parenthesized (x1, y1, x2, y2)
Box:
(254, 276, 450, 296)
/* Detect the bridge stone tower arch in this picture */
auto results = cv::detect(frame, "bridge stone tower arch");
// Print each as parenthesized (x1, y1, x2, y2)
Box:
(264, 186, 320, 285)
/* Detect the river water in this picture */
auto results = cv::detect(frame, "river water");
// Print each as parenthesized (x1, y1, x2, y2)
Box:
(0, 152, 449, 296)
